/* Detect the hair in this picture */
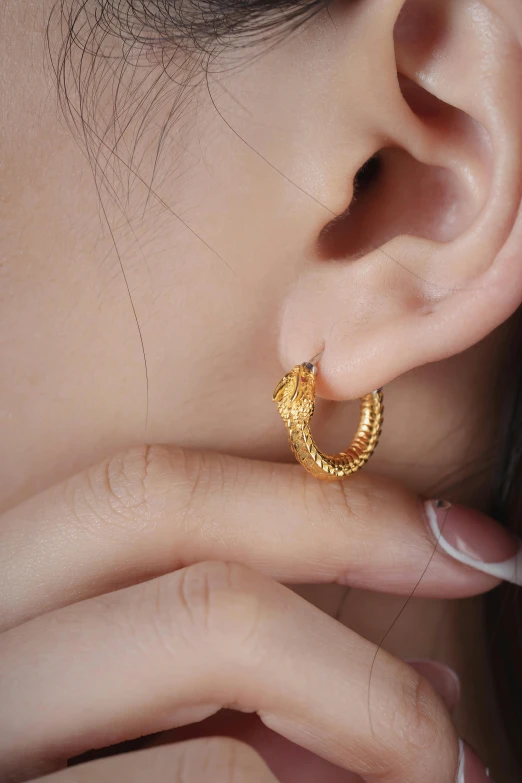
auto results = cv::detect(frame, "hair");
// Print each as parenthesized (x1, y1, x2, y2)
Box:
(488, 305, 522, 766)
(48, 0, 331, 193)
(50, 0, 522, 769)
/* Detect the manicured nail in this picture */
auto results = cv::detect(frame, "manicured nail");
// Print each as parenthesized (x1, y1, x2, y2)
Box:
(406, 659, 461, 712)
(458, 740, 493, 782)
(425, 500, 522, 585)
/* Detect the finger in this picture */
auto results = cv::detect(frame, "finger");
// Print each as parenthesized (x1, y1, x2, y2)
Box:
(1, 445, 510, 630)
(0, 561, 459, 783)
(406, 659, 461, 713)
(34, 738, 281, 783)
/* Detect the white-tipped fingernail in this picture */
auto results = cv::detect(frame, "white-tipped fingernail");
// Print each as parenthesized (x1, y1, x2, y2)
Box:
(425, 500, 522, 585)
(458, 740, 493, 782)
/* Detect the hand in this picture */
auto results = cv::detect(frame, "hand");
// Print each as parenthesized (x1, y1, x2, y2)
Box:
(0, 445, 506, 783)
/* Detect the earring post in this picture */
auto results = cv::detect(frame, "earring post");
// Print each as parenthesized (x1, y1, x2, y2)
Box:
(308, 350, 324, 366)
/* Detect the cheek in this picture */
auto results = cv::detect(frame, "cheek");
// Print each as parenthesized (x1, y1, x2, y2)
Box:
(0, 0, 372, 503)
(0, 5, 147, 505)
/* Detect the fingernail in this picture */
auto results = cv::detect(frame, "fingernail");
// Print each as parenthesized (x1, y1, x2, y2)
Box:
(406, 659, 461, 712)
(458, 740, 493, 782)
(425, 500, 522, 585)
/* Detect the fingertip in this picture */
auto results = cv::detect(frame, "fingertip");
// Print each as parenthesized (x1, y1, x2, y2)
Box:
(405, 659, 461, 713)
(425, 500, 522, 586)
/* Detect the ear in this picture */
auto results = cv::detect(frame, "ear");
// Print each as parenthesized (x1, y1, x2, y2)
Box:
(278, 0, 522, 400)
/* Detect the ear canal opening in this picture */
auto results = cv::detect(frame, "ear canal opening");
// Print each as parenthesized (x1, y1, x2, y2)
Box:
(316, 75, 489, 263)
(317, 143, 475, 261)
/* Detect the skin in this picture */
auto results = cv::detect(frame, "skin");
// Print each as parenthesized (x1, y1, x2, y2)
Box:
(2, 0, 522, 780)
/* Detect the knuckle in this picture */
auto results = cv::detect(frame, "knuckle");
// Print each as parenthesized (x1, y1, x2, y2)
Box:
(172, 449, 225, 531)
(62, 445, 178, 535)
(102, 445, 170, 522)
(365, 661, 455, 783)
(149, 562, 266, 658)
(390, 668, 446, 759)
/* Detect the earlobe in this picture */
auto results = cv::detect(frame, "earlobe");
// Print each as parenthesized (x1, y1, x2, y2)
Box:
(278, 0, 522, 401)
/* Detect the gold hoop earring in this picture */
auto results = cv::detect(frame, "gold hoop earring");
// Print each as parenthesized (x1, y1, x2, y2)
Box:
(273, 361, 384, 481)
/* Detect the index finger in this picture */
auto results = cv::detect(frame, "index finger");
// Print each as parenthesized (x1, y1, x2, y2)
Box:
(0, 444, 512, 630)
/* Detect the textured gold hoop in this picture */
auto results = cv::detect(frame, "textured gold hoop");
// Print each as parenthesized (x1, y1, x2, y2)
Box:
(273, 361, 384, 481)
